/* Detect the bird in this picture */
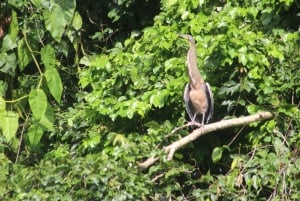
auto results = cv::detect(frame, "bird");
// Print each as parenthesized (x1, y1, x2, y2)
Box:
(178, 34, 214, 126)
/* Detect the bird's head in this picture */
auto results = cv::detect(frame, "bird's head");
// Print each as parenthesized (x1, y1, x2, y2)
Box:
(178, 34, 195, 45)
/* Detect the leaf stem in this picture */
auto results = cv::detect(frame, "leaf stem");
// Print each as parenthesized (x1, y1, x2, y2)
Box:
(5, 95, 29, 103)
(23, 30, 43, 76)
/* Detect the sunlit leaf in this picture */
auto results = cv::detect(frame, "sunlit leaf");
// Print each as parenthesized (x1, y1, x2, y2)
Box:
(44, 8, 66, 42)
(27, 124, 44, 148)
(212, 147, 223, 163)
(45, 68, 63, 103)
(0, 111, 19, 142)
(0, 53, 17, 76)
(0, 97, 5, 113)
(71, 11, 82, 31)
(41, 45, 56, 70)
(52, 0, 76, 21)
(39, 103, 54, 130)
(17, 38, 32, 71)
(29, 89, 47, 120)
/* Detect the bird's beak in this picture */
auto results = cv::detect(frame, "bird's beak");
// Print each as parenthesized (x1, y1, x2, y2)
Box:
(178, 33, 188, 39)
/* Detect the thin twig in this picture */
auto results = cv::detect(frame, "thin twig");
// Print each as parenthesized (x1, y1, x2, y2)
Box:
(164, 122, 201, 139)
(228, 125, 246, 146)
(15, 122, 26, 163)
(151, 173, 165, 182)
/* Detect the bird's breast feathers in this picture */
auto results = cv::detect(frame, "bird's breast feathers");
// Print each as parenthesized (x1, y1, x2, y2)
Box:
(189, 89, 208, 113)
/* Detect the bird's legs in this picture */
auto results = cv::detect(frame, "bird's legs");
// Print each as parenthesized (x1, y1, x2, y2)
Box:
(190, 113, 203, 127)
(201, 113, 205, 126)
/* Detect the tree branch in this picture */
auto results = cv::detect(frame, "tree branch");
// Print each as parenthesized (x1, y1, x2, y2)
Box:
(138, 111, 273, 171)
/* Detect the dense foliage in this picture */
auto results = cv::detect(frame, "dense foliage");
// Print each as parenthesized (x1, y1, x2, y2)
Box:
(0, 0, 300, 200)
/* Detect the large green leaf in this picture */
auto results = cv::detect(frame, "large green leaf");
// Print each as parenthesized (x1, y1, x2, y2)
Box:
(38, 103, 54, 131)
(9, 11, 19, 41)
(1, 11, 18, 52)
(0, 97, 5, 113)
(44, 8, 66, 42)
(45, 68, 63, 103)
(53, 0, 76, 22)
(212, 147, 224, 163)
(71, 11, 83, 31)
(0, 53, 17, 76)
(29, 89, 47, 120)
(26, 124, 44, 149)
(0, 111, 19, 142)
(149, 90, 169, 108)
(41, 45, 56, 71)
(17, 38, 32, 71)
(43, 0, 76, 42)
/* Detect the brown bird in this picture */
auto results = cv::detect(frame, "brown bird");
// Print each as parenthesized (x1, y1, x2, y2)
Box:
(179, 34, 214, 125)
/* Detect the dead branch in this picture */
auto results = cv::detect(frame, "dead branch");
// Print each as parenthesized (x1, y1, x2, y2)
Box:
(138, 111, 273, 171)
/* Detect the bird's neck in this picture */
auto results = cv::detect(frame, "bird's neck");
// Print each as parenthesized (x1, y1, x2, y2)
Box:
(187, 48, 204, 88)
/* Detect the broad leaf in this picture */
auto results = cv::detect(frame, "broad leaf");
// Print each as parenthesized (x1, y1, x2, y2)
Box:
(41, 45, 56, 70)
(71, 11, 82, 31)
(0, 111, 19, 142)
(38, 103, 54, 130)
(45, 68, 63, 103)
(53, 0, 76, 22)
(29, 89, 47, 120)
(27, 124, 44, 148)
(1, 11, 18, 52)
(212, 147, 224, 163)
(9, 11, 19, 42)
(44, 8, 66, 42)
(0, 97, 5, 113)
(0, 53, 17, 76)
(43, 0, 76, 42)
(17, 38, 32, 71)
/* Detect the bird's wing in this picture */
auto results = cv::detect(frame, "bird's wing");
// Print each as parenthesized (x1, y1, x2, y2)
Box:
(183, 84, 196, 122)
(205, 82, 214, 123)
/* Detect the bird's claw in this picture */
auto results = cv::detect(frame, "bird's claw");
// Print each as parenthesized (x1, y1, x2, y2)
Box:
(189, 121, 203, 128)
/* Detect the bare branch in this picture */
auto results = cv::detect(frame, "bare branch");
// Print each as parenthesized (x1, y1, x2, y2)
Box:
(138, 111, 273, 170)
(138, 156, 159, 171)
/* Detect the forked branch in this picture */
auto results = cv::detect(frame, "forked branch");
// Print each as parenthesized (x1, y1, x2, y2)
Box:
(138, 111, 273, 171)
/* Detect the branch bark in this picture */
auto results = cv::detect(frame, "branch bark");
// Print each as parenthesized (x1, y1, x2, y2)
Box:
(138, 111, 273, 171)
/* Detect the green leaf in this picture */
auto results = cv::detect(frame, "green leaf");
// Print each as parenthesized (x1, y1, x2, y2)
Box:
(31, 0, 42, 8)
(29, 89, 47, 120)
(52, 0, 76, 22)
(0, 153, 10, 184)
(230, 157, 242, 170)
(212, 147, 223, 163)
(150, 90, 169, 108)
(0, 53, 17, 76)
(9, 11, 19, 42)
(227, 169, 239, 188)
(43, 0, 76, 41)
(41, 45, 56, 70)
(112, 134, 128, 146)
(107, 8, 120, 22)
(2, 35, 17, 52)
(0, 97, 5, 113)
(1, 11, 18, 52)
(0, 81, 8, 97)
(45, 68, 63, 103)
(28, 89, 54, 131)
(72, 11, 82, 31)
(17, 38, 32, 71)
(27, 124, 44, 148)
(248, 66, 261, 79)
(39, 103, 54, 130)
(0, 111, 19, 142)
(44, 8, 66, 42)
